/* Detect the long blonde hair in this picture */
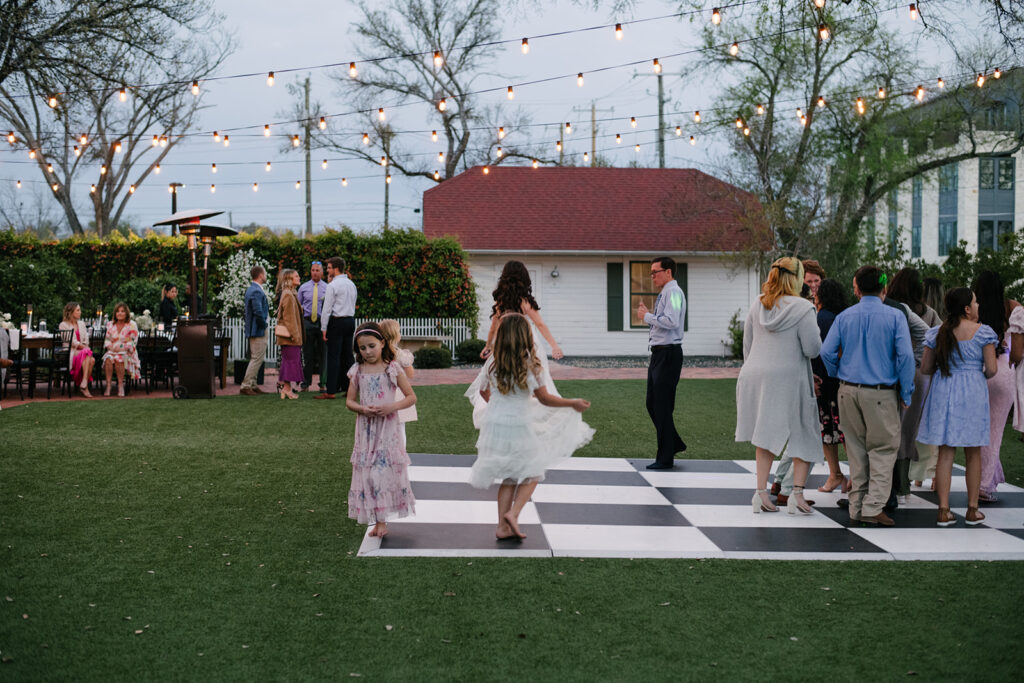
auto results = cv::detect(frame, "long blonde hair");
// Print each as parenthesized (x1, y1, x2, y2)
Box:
(378, 318, 402, 358)
(279, 268, 298, 291)
(760, 256, 804, 310)
(491, 312, 541, 395)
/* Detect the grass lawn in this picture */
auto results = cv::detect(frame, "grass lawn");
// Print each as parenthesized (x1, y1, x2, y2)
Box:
(2, 379, 1023, 680)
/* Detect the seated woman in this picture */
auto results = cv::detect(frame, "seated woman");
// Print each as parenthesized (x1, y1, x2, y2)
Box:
(59, 302, 95, 398)
(158, 283, 179, 326)
(102, 302, 141, 397)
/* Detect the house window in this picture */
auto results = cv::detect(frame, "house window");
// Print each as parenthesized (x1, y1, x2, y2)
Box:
(938, 163, 958, 256)
(911, 177, 922, 258)
(978, 156, 1015, 251)
(626, 261, 688, 330)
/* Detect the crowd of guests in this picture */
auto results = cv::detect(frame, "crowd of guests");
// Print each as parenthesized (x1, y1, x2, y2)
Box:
(737, 258, 1023, 528)
(50, 300, 142, 398)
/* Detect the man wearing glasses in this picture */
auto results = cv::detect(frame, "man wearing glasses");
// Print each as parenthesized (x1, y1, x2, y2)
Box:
(636, 256, 687, 470)
(297, 261, 328, 392)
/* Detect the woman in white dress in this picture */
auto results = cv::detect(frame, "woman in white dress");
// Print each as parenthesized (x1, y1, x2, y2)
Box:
(735, 257, 823, 515)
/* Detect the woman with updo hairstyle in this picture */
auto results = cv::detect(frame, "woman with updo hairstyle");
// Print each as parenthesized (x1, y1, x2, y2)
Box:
(158, 283, 178, 326)
(917, 287, 998, 526)
(735, 256, 823, 514)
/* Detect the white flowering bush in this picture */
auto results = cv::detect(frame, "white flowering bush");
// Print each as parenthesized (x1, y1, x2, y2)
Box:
(135, 309, 156, 332)
(214, 249, 275, 318)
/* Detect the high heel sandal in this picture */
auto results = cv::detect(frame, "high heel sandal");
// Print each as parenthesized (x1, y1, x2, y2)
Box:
(936, 507, 956, 527)
(817, 474, 847, 493)
(965, 507, 986, 526)
(280, 389, 288, 400)
(787, 486, 814, 514)
(752, 489, 778, 513)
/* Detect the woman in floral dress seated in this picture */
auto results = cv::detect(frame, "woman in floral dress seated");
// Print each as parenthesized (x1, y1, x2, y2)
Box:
(102, 302, 141, 397)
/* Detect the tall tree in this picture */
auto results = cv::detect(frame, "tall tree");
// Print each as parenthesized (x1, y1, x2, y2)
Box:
(0, 2, 231, 236)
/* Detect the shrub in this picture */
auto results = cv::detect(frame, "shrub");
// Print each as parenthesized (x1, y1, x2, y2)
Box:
(413, 346, 452, 369)
(0, 253, 82, 325)
(454, 338, 486, 363)
(724, 310, 744, 358)
(106, 276, 177, 318)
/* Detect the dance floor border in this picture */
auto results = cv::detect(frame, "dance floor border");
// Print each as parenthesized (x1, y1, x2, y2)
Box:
(357, 455, 1024, 561)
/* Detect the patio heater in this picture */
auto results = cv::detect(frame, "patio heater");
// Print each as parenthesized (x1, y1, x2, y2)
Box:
(152, 209, 225, 399)
(196, 223, 238, 315)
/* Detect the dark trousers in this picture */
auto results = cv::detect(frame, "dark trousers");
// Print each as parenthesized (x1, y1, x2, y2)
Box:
(301, 318, 327, 389)
(646, 345, 686, 464)
(325, 316, 355, 395)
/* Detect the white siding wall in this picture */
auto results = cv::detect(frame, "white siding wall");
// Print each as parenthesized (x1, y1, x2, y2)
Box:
(468, 255, 758, 356)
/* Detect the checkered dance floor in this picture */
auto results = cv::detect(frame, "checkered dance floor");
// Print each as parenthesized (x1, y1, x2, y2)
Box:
(357, 454, 1024, 561)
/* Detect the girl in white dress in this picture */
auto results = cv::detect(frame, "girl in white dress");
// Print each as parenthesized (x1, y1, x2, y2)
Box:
(379, 319, 417, 449)
(468, 313, 593, 540)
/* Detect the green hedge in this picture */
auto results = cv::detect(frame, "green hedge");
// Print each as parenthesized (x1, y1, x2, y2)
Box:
(0, 228, 478, 326)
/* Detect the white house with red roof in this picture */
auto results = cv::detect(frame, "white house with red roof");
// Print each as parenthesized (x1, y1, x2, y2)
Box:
(423, 166, 765, 356)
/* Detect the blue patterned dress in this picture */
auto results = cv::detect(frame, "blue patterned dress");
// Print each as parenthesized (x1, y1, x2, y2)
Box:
(347, 362, 415, 524)
(917, 325, 998, 447)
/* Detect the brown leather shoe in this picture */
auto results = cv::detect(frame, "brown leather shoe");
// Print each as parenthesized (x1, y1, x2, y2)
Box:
(252, 386, 264, 394)
(239, 387, 258, 396)
(965, 507, 986, 526)
(860, 511, 895, 526)
(313, 393, 335, 400)
(770, 481, 781, 496)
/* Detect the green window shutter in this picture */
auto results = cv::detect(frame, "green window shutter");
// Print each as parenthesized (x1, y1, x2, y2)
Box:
(607, 262, 623, 331)
(674, 263, 688, 332)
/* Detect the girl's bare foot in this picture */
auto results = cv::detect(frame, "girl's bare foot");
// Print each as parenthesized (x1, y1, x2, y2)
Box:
(369, 522, 388, 537)
(503, 512, 526, 539)
(496, 522, 517, 540)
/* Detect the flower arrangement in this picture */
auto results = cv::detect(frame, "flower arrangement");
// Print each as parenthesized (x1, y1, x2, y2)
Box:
(135, 309, 156, 332)
(0, 312, 13, 330)
(214, 249, 275, 318)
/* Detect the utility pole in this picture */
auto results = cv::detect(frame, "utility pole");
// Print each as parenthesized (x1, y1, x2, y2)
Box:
(303, 76, 313, 236)
(657, 73, 665, 168)
(571, 103, 615, 167)
(382, 127, 393, 229)
(168, 182, 184, 235)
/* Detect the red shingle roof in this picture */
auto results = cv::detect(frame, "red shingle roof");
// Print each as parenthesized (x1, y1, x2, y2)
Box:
(423, 166, 765, 252)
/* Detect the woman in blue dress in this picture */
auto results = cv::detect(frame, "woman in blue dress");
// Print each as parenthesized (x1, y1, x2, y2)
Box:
(918, 288, 999, 527)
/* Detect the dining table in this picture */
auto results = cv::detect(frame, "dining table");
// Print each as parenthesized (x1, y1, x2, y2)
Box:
(16, 331, 55, 399)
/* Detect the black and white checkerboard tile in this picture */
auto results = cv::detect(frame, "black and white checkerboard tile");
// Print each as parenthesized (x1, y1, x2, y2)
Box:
(357, 454, 1024, 560)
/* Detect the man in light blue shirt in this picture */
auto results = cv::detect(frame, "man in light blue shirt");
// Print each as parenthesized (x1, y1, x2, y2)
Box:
(820, 265, 915, 526)
(636, 256, 687, 470)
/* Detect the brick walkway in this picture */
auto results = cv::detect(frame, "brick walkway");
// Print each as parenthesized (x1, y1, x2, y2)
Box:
(1, 363, 739, 409)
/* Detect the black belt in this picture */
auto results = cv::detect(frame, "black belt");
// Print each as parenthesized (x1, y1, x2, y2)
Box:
(650, 344, 681, 351)
(840, 380, 896, 391)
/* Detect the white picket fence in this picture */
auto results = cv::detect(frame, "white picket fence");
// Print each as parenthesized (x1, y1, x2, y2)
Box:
(219, 316, 474, 363)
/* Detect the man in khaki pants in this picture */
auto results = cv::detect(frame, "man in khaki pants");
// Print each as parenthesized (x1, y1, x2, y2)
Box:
(820, 266, 915, 526)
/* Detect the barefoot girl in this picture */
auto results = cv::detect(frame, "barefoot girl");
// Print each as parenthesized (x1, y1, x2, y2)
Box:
(345, 322, 417, 538)
(468, 313, 593, 540)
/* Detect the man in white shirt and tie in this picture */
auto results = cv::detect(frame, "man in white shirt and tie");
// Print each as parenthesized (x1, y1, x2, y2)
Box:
(297, 261, 328, 392)
(314, 256, 358, 400)
(636, 256, 687, 470)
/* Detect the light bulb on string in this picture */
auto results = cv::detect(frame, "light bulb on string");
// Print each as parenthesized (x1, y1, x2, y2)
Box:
(877, 87, 886, 99)
(736, 116, 744, 128)
(711, 8, 721, 25)
(817, 95, 826, 107)
(496, 146, 503, 158)
(856, 97, 865, 114)
(253, 183, 258, 192)
(213, 131, 220, 142)
(100, 164, 107, 175)
(743, 126, 750, 136)
(16, 180, 21, 188)
(994, 68, 1002, 79)
(319, 116, 326, 130)
(46, 163, 53, 173)
(349, 62, 358, 78)
(6, 131, 14, 143)
(689, 135, 696, 145)
(521, 38, 529, 54)
(266, 161, 272, 172)
(653, 58, 661, 74)
(210, 184, 215, 193)
(614, 134, 621, 144)
(729, 42, 739, 56)
(264, 124, 271, 137)
(675, 126, 682, 136)
(119, 87, 127, 102)
(380, 156, 387, 166)
(437, 151, 444, 163)
(152, 135, 159, 146)
(814, 0, 825, 7)
(48, 95, 58, 108)
(630, 117, 637, 128)
(191, 80, 199, 95)
(160, 136, 168, 147)
(977, 73, 985, 88)
(52, 183, 59, 192)
(532, 159, 539, 169)
(634, 143, 640, 153)
(362, 132, 370, 145)
(577, 72, 584, 87)
(556, 140, 563, 151)
(267, 71, 275, 86)
(438, 98, 447, 111)
(433, 50, 443, 68)
(506, 86, 514, 100)
(342, 178, 349, 186)
(74, 145, 81, 156)
(937, 77, 945, 88)
(817, 24, 830, 41)
(378, 107, 385, 121)
(154, 164, 160, 174)
(756, 103, 765, 115)
(565, 122, 572, 134)
(128, 185, 135, 194)
(80, 133, 88, 145)
(28, 149, 36, 159)
(800, 116, 807, 126)
(386, 174, 392, 184)
(615, 23, 623, 40)
(292, 134, 300, 147)
(482, 166, 489, 175)
(114, 141, 122, 153)
(90, 184, 96, 193)
(431, 130, 438, 142)
(915, 85, 925, 101)
(909, 3, 918, 20)
(223, 135, 229, 147)
(211, 163, 217, 173)
(583, 151, 589, 163)
(322, 159, 328, 169)
(433, 171, 439, 180)
(694, 111, 701, 123)
(295, 181, 301, 189)
(498, 126, 505, 139)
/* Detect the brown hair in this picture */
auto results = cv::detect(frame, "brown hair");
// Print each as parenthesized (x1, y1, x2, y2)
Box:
(760, 257, 803, 309)
(62, 301, 80, 323)
(279, 268, 298, 291)
(801, 259, 826, 279)
(491, 260, 539, 318)
(353, 321, 395, 365)
(933, 287, 973, 377)
(326, 256, 345, 273)
(250, 265, 265, 280)
(112, 302, 131, 322)
(490, 312, 542, 395)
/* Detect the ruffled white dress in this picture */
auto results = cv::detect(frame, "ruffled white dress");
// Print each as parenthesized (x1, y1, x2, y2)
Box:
(465, 359, 595, 488)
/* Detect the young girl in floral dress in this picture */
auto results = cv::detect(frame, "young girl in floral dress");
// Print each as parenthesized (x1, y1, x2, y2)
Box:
(345, 322, 417, 538)
(378, 319, 417, 449)
(467, 313, 593, 540)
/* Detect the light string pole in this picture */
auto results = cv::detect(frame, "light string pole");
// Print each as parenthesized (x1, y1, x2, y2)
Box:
(302, 75, 313, 236)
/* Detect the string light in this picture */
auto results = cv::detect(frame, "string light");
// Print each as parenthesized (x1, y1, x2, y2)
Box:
(223, 135, 229, 147)
(498, 126, 506, 139)
(532, 159, 539, 168)
(28, 149, 36, 159)
(994, 68, 1002, 79)
(295, 180, 301, 189)
(577, 72, 584, 87)
(322, 159, 328, 169)
(614, 134, 620, 144)
(114, 141, 122, 153)
(556, 140, 563, 151)
(583, 151, 589, 162)
(48, 95, 58, 108)
(817, 24, 830, 41)
(119, 87, 127, 102)
(267, 71, 275, 87)
(735, 116, 744, 128)
(211, 163, 217, 173)
(689, 135, 696, 145)
(167, 185, 174, 193)
(74, 145, 81, 156)
(349, 62, 358, 78)
(151, 135, 159, 146)
(380, 155, 387, 166)
(816, 95, 826, 107)
(694, 111, 701, 123)
(711, 8, 721, 25)
(675, 126, 682, 136)
(909, 3, 918, 20)
(437, 151, 444, 163)
(46, 163, 53, 172)
(856, 97, 865, 114)
(634, 143, 641, 152)
(630, 117, 637, 128)
(160, 135, 168, 147)
(386, 174, 392, 184)
(253, 182, 259, 192)
(814, 0, 825, 7)
(52, 183, 59, 192)
(210, 184, 216, 193)
(90, 184, 96, 193)
(319, 116, 327, 130)
(496, 146, 503, 158)
(937, 77, 945, 88)
(154, 163, 160, 174)
(756, 103, 765, 115)
(378, 107, 386, 121)
(743, 126, 750, 136)
(877, 86, 886, 99)
(342, 178, 349, 186)
(521, 38, 529, 54)
(100, 164, 107, 174)
(129, 184, 135, 194)
(615, 23, 623, 40)
(507, 86, 514, 100)
(565, 122, 572, 134)
(264, 124, 271, 136)
(796, 107, 803, 118)
(653, 58, 661, 74)
(729, 42, 739, 56)
(914, 84, 925, 101)
(17, 180, 21, 188)
(362, 133, 370, 145)
(266, 161, 272, 172)
(432, 171, 439, 180)
(438, 98, 447, 111)
(977, 73, 985, 88)
(433, 50, 443, 68)
(431, 130, 438, 142)
(292, 134, 300, 147)
(213, 131, 220, 142)
(6, 131, 13, 143)
(80, 133, 88, 145)
(191, 80, 199, 95)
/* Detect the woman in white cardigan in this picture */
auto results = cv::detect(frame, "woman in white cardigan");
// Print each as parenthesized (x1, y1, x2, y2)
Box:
(735, 256, 823, 515)
(59, 302, 95, 397)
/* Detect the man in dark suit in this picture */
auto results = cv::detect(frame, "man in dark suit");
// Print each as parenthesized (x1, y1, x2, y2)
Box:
(240, 265, 269, 396)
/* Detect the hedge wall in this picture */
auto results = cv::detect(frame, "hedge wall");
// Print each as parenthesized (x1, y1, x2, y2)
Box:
(0, 228, 478, 325)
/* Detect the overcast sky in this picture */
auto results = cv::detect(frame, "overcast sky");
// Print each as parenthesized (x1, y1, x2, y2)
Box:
(3, 0, 958, 235)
